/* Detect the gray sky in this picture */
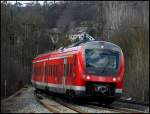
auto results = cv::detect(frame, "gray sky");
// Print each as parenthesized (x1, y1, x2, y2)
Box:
(6, 1, 57, 7)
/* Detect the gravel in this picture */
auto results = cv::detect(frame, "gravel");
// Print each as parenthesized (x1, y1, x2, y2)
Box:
(1, 87, 50, 113)
(111, 101, 149, 113)
(1, 86, 148, 113)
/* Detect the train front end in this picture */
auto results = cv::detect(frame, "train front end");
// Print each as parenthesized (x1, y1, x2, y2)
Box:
(81, 41, 124, 100)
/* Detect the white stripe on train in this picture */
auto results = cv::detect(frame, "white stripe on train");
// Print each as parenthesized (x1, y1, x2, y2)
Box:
(31, 80, 85, 91)
(31, 80, 122, 93)
(33, 56, 68, 63)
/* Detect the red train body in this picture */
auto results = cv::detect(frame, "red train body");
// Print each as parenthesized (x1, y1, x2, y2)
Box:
(31, 41, 124, 104)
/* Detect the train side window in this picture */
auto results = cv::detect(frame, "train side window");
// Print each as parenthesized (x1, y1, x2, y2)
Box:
(54, 65, 56, 76)
(39, 67, 41, 75)
(67, 64, 69, 76)
(36, 67, 38, 75)
(50, 65, 51, 76)
(64, 58, 67, 77)
(57, 65, 58, 77)
(40, 67, 41, 75)
(55, 65, 57, 77)
(67, 64, 70, 76)
(64, 64, 67, 77)
(48, 65, 51, 75)
(40, 67, 42, 75)
(52, 65, 54, 76)
(70, 64, 72, 76)
(53, 65, 55, 76)
(47, 64, 49, 75)
(39, 67, 40, 75)
(63, 64, 65, 76)
(47, 64, 49, 76)
(46, 64, 49, 75)
(45, 64, 47, 75)
(74, 55, 76, 66)
(52, 65, 53, 76)
(51, 65, 52, 76)
(62, 64, 63, 76)
(56, 65, 57, 77)
(69, 64, 71, 76)
(55, 65, 56, 77)
(35, 67, 36, 75)
(56, 65, 58, 76)
(37, 67, 39, 75)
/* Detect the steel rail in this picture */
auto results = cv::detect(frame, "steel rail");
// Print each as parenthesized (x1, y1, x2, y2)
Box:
(117, 98, 149, 106)
(34, 91, 87, 113)
(34, 92, 60, 113)
(34, 90, 147, 113)
(87, 102, 146, 113)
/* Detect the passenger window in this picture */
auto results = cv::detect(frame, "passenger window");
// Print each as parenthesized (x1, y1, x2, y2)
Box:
(67, 64, 69, 76)
(52, 65, 53, 76)
(56, 65, 58, 76)
(49, 65, 51, 76)
(74, 55, 76, 66)
(47, 65, 49, 75)
(38, 67, 39, 75)
(50, 65, 51, 76)
(47, 64, 49, 75)
(54, 65, 56, 76)
(51, 65, 52, 76)
(64, 64, 67, 77)
(70, 64, 72, 76)
(53, 65, 55, 76)
(45, 64, 47, 75)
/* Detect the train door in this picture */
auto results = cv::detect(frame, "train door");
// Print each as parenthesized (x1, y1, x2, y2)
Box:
(72, 55, 77, 84)
(44, 62, 49, 88)
(62, 58, 67, 89)
(42, 62, 46, 84)
(66, 56, 73, 85)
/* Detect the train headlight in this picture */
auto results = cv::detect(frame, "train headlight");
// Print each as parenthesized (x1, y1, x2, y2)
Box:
(113, 77, 116, 81)
(87, 76, 90, 80)
(101, 45, 104, 48)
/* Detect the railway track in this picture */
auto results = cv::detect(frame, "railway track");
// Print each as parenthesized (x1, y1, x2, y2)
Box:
(34, 90, 147, 113)
(87, 102, 146, 113)
(34, 91, 87, 113)
(117, 98, 149, 106)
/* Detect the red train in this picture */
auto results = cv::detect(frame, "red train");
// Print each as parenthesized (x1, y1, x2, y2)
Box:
(31, 41, 124, 105)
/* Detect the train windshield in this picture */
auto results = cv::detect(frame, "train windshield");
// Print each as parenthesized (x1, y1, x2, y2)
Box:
(85, 49, 119, 76)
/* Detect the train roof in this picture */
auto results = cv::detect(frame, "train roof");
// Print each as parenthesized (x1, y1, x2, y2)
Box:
(33, 46, 82, 61)
(33, 40, 122, 62)
(81, 41, 121, 50)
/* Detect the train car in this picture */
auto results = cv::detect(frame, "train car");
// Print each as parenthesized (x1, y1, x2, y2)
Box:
(31, 40, 124, 105)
